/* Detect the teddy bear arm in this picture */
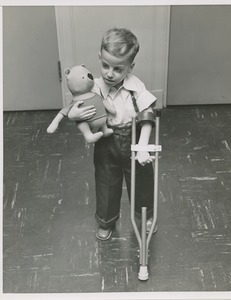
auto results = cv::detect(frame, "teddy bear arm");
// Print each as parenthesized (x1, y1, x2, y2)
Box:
(47, 112, 65, 133)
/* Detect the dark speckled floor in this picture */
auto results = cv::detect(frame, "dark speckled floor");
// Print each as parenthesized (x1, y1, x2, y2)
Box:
(3, 105, 231, 293)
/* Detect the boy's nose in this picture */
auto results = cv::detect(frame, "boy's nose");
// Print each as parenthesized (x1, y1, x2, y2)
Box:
(107, 69, 114, 78)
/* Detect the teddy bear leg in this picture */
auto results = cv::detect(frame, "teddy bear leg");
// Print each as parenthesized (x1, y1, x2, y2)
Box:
(101, 123, 114, 137)
(47, 113, 64, 133)
(77, 122, 103, 143)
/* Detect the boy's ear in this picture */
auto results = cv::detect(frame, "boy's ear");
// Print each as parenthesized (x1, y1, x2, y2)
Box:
(128, 62, 135, 73)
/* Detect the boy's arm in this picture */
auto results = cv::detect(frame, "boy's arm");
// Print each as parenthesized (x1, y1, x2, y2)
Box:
(136, 107, 154, 166)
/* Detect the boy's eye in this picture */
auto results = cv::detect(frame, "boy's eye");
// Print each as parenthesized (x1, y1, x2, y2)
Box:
(100, 61, 124, 73)
(114, 67, 123, 73)
(102, 62, 109, 69)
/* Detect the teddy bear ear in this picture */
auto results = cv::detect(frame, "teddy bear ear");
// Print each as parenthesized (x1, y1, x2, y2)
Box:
(64, 68, 70, 77)
(81, 64, 86, 68)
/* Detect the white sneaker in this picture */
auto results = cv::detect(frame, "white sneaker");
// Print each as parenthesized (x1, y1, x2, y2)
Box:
(146, 218, 158, 234)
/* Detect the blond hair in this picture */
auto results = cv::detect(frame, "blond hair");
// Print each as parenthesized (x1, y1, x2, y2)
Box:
(100, 28, 139, 63)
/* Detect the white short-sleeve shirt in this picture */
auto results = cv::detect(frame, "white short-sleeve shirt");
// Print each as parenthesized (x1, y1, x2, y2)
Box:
(93, 74, 157, 127)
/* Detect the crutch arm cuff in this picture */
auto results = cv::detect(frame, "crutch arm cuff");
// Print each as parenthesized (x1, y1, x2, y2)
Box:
(136, 111, 155, 127)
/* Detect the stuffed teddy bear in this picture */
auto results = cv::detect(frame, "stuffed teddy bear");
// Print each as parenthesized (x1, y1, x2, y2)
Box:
(47, 64, 115, 143)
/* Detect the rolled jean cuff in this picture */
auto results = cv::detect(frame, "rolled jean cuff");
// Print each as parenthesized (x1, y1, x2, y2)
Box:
(95, 213, 119, 229)
(135, 208, 153, 220)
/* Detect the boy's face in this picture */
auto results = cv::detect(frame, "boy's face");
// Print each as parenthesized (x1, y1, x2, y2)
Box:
(99, 49, 134, 89)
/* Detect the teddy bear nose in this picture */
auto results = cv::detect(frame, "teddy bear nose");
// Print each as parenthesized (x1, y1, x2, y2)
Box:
(88, 73, 94, 80)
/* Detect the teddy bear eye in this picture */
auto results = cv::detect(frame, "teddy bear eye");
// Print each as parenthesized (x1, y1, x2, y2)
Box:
(82, 76, 85, 79)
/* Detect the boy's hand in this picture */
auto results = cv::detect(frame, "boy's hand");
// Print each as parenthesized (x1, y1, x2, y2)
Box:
(136, 151, 153, 166)
(68, 101, 96, 121)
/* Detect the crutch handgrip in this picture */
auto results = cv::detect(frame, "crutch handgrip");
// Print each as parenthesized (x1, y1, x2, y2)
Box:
(131, 144, 162, 152)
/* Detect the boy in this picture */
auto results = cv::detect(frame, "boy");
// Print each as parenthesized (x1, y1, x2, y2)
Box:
(69, 28, 157, 240)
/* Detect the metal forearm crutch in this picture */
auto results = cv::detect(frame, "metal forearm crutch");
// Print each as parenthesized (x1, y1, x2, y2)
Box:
(130, 110, 162, 281)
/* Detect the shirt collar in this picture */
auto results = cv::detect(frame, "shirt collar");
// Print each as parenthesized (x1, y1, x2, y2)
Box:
(99, 74, 137, 99)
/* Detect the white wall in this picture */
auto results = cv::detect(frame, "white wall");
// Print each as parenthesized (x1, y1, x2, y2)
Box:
(167, 5, 231, 105)
(4, 6, 231, 111)
(3, 6, 62, 111)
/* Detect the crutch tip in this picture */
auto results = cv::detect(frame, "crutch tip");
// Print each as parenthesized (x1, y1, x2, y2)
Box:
(138, 266, 149, 281)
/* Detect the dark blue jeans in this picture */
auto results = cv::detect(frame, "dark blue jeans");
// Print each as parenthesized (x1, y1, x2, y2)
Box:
(94, 126, 154, 229)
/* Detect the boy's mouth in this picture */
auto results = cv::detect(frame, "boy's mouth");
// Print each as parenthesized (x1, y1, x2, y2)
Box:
(105, 78, 115, 84)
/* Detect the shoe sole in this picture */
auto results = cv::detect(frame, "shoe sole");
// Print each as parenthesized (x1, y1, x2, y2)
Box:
(146, 225, 158, 234)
